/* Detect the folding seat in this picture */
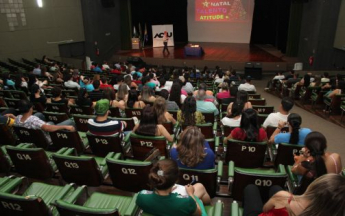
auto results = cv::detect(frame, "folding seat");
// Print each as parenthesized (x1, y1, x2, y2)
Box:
(161, 121, 180, 140)
(108, 107, 121, 117)
(46, 103, 69, 114)
(195, 123, 218, 152)
(301, 86, 320, 103)
(257, 113, 268, 126)
(248, 93, 261, 99)
(112, 117, 136, 132)
(248, 98, 266, 106)
(0, 98, 7, 107)
(9, 90, 28, 100)
(228, 161, 287, 201)
(127, 133, 174, 161)
(167, 109, 178, 119)
(62, 89, 78, 98)
(218, 97, 235, 113)
(265, 126, 289, 139)
(86, 132, 124, 157)
(43, 111, 69, 124)
(201, 112, 216, 123)
(252, 105, 274, 115)
(52, 150, 110, 186)
(6, 145, 70, 179)
(125, 108, 142, 120)
(73, 114, 95, 132)
(0, 124, 17, 146)
(246, 91, 256, 94)
(273, 143, 304, 167)
(106, 152, 156, 192)
(0, 90, 12, 98)
(32, 102, 45, 112)
(0, 176, 23, 193)
(50, 130, 88, 154)
(56, 189, 139, 216)
(70, 105, 94, 115)
(323, 93, 345, 116)
(225, 139, 268, 168)
(4, 98, 20, 108)
(178, 161, 223, 198)
(14, 126, 50, 149)
(0, 146, 13, 174)
(0, 182, 78, 216)
(221, 125, 237, 137)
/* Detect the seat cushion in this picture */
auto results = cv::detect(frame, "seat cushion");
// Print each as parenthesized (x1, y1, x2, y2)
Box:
(23, 183, 67, 205)
(94, 156, 109, 177)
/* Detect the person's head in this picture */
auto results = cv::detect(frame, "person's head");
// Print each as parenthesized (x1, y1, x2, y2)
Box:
(159, 78, 166, 87)
(240, 108, 259, 141)
(159, 89, 169, 100)
(93, 80, 100, 90)
(18, 100, 34, 114)
(153, 97, 167, 124)
(136, 105, 158, 136)
(181, 96, 197, 126)
(102, 88, 116, 101)
(124, 75, 132, 86)
(245, 76, 252, 83)
(83, 76, 90, 85)
(64, 73, 72, 82)
(51, 87, 62, 98)
(127, 89, 139, 108)
(236, 90, 248, 103)
(177, 126, 206, 167)
(196, 88, 206, 101)
(298, 174, 345, 216)
(304, 131, 327, 177)
(117, 84, 128, 101)
(93, 74, 100, 82)
(287, 113, 302, 144)
(35, 64, 40, 69)
(117, 75, 124, 84)
(169, 83, 182, 106)
(280, 97, 294, 113)
(228, 101, 244, 118)
(141, 86, 153, 102)
(101, 77, 108, 85)
(95, 99, 110, 117)
(220, 82, 229, 91)
(31, 84, 40, 95)
(148, 159, 178, 190)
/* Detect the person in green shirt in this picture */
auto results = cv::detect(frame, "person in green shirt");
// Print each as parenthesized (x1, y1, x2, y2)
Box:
(136, 159, 211, 216)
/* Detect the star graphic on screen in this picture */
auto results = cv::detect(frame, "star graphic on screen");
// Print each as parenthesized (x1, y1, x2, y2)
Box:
(202, 0, 210, 7)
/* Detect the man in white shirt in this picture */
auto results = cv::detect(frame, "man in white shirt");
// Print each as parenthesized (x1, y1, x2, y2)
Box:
(238, 76, 256, 92)
(263, 97, 294, 128)
(64, 73, 80, 89)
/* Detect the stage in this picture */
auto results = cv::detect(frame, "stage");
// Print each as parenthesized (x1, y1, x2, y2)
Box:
(111, 43, 298, 72)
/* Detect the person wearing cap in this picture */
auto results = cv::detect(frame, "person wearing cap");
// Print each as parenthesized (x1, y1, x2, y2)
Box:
(87, 99, 127, 136)
(238, 76, 256, 92)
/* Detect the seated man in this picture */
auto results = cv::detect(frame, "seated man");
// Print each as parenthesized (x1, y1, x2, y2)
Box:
(87, 99, 127, 136)
(88, 80, 103, 102)
(196, 90, 219, 116)
(238, 76, 256, 92)
(14, 100, 75, 144)
(263, 97, 294, 128)
(79, 76, 94, 92)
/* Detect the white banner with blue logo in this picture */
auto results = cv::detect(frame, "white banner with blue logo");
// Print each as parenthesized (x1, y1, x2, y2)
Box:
(152, 24, 174, 48)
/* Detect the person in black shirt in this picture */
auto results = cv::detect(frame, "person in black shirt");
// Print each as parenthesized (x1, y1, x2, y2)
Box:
(30, 84, 47, 106)
(51, 86, 74, 107)
(88, 80, 103, 102)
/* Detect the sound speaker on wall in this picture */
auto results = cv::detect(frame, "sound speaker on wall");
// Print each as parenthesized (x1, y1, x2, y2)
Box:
(101, 0, 115, 8)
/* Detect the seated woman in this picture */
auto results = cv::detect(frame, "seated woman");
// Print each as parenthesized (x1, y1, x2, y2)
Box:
(102, 88, 125, 110)
(1, 72, 15, 90)
(216, 82, 231, 100)
(326, 80, 345, 98)
(139, 86, 156, 103)
(309, 75, 322, 87)
(127, 89, 145, 109)
(136, 159, 211, 216)
(153, 97, 176, 125)
(292, 131, 342, 179)
(225, 108, 267, 143)
(30, 84, 47, 106)
(242, 173, 345, 216)
(51, 87, 74, 107)
(221, 101, 243, 128)
(115, 84, 128, 117)
(170, 126, 215, 170)
(177, 96, 205, 127)
(269, 113, 312, 145)
(227, 90, 252, 113)
(133, 105, 173, 142)
(76, 88, 94, 108)
(170, 82, 186, 107)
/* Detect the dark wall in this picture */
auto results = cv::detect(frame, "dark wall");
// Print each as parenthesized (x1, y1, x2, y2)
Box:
(81, 0, 121, 63)
(298, 0, 345, 70)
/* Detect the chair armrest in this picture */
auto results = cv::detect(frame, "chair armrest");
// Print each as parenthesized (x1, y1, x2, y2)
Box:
(167, 135, 175, 148)
(231, 201, 239, 216)
(208, 200, 224, 216)
(228, 161, 235, 193)
(124, 193, 139, 216)
(112, 152, 122, 160)
(17, 143, 33, 148)
(100, 152, 116, 166)
(64, 185, 86, 204)
(215, 136, 220, 147)
(217, 161, 223, 177)
(52, 183, 75, 204)
(287, 165, 299, 189)
(55, 147, 72, 155)
(213, 122, 218, 135)
(267, 144, 274, 162)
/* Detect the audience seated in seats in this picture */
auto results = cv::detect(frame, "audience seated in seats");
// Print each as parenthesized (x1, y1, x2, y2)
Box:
(263, 97, 294, 128)
(33, 64, 42, 76)
(221, 101, 243, 127)
(100, 77, 113, 90)
(169, 82, 185, 107)
(127, 89, 145, 109)
(88, 80, 103, 102)
(102, 88, 125, 110)
(124, 75, 138, 90)
(2, 72, 15, 89)
(156, 78, 169, 92)
(242, 174, 345, 216)
(113, 75, 126, 90)
(216, 82, 231, 100)
(76, 88, 94, 108)
(178, 96, 206, 126)
(79, 76, 94, 92)
(273, 71, 285, 80)
(64, 73, 80, 89)
(170, 126, 215, 170)
(160, 89, 179, 110)
(72, 70, 81, 83)
(309, 75, 322, 87)
(28, 74, 48, 90)
(238, 76, 256, 92)
(282, 70, 295, 81)
(30, 84, 47, 106)
(269, 113, 312, 145)
(14, 74, 28, 91)
(14, 100, 75, 144)
(91, 62, 103, 73)
(51, 87, 74, 107)
(292, 132, 342, 179)
(294, 73, 312, 90)
(193, 83, 214, 97)
(141, 76, 156, 90)
(195, 89, 219, 116)
(325, 80, 345, 99)
(181, 74, 194, 94)
(225, 109, 267, 143)
(227, 91, 252, 113)
(116, 84, 128, 116)
(133, 105, 173, 142)
(87, 99, 127, 136)
(153, 97, 176, 125)
(214, 71, 224, 85)
(102, 61, 110, 71)
(136, 159, 211, 216)
(321, 72, 330, 83)
(139, 86, 156, 103)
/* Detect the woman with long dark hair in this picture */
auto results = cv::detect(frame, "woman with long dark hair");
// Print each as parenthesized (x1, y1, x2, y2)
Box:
(133, 105, 173, 142)
(127, 89, 145, 108)
(269, 113, 311, 145)
(177, 96, 205, 126)
(153, 97, 176, 124)
(225, 108, 267, 142)
(221, 101, 243, 127)
(30, 84, 47, 106)
(226, 90, 252, 114)
(169, 82, 185, 107)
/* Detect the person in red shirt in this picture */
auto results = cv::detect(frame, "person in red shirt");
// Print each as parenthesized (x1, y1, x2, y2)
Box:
(100, 77, 113, 90)
(216, 82, 231, 100)
(225, 108, 267, 142)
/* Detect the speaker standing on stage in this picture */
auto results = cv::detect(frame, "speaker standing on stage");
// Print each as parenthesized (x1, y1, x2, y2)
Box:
(163, 31, 170, 54)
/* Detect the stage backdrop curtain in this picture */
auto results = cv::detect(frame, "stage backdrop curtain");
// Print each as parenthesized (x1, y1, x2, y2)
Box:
(187, 0, 255, 43)
(120, 0, 132, 50)
(286, 2, 304, 57)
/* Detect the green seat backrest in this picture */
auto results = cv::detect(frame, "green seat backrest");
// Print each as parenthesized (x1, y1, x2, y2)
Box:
(73, 114, 95, 132)
(86, 132, 123, 157)
(50, 131, 86, 154)
(274, 143, 304, 167)
(13, 126, 50, 149)
(129, 133, 167, 161)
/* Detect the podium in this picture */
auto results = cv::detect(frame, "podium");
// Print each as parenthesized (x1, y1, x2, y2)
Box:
(131, 38, 140, 49)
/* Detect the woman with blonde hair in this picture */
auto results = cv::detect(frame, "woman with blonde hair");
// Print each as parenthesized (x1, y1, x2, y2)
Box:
(243, 173, 345, 216)
(153, 97, 176, 124)
(170, 126, 215, 169)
